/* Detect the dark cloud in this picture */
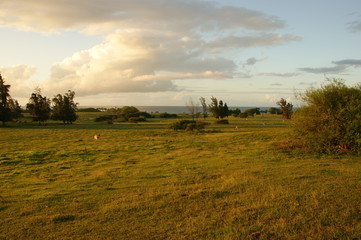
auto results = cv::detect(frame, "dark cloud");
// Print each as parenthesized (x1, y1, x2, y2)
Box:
(332, 59, 361, 67)
(298, 65, 347, 74)
(300, 58, 361, 74)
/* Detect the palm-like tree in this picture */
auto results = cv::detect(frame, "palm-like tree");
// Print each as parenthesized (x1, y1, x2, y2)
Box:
(0, 73, 12, 126)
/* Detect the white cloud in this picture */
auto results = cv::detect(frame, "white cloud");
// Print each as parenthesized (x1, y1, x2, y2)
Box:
(0, 0, 302, 97)
(0, 65, 37, 97)
(0, 0, 284, 33)
(44, 30, 237, 96)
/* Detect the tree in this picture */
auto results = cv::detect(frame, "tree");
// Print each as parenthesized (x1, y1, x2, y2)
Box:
(8, 97, 23, 120)
(277, 98, 293, 119)
(52, 90, 78, 124)
(26, 88, 51, 124)
(199, 97, 208, 119)
(0, 73, 12, 126)
(268, 107, 281, 115)
(229, 108, 241, 117)
(293, 78, 361, 153)
(208, 97, 229, 119)
(208, 96, 219, 119)
(186, 98, 199, 120)
(219, 101, 229, 119)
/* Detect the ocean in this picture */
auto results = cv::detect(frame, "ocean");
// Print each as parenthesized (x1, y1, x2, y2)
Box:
(81, 106, 270, 114)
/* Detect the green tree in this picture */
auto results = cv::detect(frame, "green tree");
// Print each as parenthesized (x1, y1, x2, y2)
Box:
(208, 96, 219, 119)
(268, 107, 281, 115)
(208, 97, 229, 119)
(26, 88, 51, 124)
(219, 101, 229, 119)
(229, 108, 241, 117)
(8, 97, 23, 120)
(293, 78, 361, 153)
(120, 106, 140, 119)
(277, 98, 293, 119)
(243, 108, 260, 117)
(0, 73, 12, 126)
(52, 90, 78, 124)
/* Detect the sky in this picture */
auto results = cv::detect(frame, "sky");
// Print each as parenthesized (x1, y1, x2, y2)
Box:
(0, 0, 360, 107)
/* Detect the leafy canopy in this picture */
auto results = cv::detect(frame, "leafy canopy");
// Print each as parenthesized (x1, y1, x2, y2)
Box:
(293, 78, 361, 153)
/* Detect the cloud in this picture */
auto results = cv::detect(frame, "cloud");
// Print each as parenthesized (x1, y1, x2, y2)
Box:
(348, 20, 361, 32)
(299, 58, 361, 74)
(206, 34, 301, 49)
(258, 72, 301, 77)
(44, 30, 236, 96)
(0, 0, 301, 97)
(0, 65, 37, 97)
(0, 0, 284, 33)
(298, 65, 347, 74)
(243, 57, 268, 66)
(332, 59, 361, 67)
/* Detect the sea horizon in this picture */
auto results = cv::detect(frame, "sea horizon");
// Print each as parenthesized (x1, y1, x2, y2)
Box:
(78, 105, 272, 114)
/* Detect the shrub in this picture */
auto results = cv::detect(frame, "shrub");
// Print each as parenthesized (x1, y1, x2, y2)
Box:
(160, 112, 178, 118)
(292, 79, 361, 154)
(215, 119, 229, 124)
(94, 115, 116, 122)
(128, 116, 146, 122)
(244, 108, 260, 116)
(239, 112, 250, 118)
(169, 120, 208, 131)
(77, 108, 101, 112)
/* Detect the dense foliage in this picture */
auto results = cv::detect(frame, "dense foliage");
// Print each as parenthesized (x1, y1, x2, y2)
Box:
(0, 74, 12, 126)
(208, 97, 229, 119)
(277, 98, 293, 119)
(292, 79, 361, 153)
(52, 90, 78, 124)
(26, 88, 51, 124)
(159, 112, 178, 118)
(169, 120, 208, 131)
(77, 108, 101, 112)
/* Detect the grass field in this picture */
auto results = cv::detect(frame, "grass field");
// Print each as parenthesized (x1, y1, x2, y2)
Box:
(0, 114, 360, 239)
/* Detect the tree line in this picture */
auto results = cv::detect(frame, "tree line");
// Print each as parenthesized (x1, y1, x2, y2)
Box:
(0, 73, 78, 126)
(187, 96, 293, 121)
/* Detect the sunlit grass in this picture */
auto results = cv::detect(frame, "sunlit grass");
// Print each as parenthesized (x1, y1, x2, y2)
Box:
(0, 115, 360, 239)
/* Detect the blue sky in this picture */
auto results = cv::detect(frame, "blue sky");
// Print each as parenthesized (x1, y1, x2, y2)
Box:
(0, 0, 360, 107)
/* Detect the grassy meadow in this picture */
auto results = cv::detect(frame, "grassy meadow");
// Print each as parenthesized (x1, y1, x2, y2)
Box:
(0, 113, 360, 239)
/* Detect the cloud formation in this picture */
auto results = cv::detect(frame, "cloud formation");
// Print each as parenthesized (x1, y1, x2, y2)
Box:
(299, 59, 361, 74)
(0, 0, 301, 96)
(348, 20, 361, 32)
(258, 72, 301, 77)
(0, 0, 284, 33)
(0, 65, 36, 97)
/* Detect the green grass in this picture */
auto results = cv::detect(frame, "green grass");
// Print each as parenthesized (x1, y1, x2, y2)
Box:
(0, 115, 360, 239)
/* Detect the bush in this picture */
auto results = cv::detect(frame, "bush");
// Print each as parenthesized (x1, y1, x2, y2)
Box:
(128, 116, 146, 122)
(292, 79, 361, 154)
(169, 120, 208, 131)
(77, 108, 101, 112)
(160, 112, 178, 118)
(215, 119, 229, 124)
(94, 115, 116, 122)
